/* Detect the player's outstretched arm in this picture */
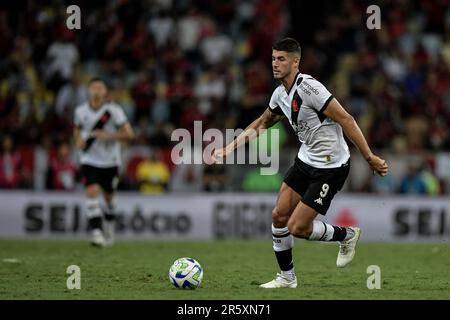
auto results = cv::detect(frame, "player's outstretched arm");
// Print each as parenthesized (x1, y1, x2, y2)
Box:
(212, 108, 284, 163)
(323, 98, 388, 176)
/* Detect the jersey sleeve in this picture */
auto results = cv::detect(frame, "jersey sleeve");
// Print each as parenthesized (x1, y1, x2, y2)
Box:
(300, 78, 333, 113)
(112, 105, 128, 127)
(268, 88, 284, 115)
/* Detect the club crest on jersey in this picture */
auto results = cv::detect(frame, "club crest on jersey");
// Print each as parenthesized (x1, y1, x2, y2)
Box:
(292, 98, 299, 112)
(291, 91, 302, 128)
(100, 113, 110, 122)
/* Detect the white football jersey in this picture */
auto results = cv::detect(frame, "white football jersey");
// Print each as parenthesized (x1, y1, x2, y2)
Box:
(269, 72, 350, 168)
(74, 102, 128, 167)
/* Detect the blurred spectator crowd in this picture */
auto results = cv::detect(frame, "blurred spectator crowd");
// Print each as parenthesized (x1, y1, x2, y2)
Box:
(0, 0, 449, 194)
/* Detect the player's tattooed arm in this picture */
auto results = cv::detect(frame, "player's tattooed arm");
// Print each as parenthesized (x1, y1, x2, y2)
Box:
(212, 108, 284, 163)
(260, 108, 285, 129)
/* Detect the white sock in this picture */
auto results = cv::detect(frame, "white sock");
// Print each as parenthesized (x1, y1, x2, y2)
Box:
(272, 225, 294, 251)
(308, 220, 334, 241)
(86, 198, 102, 218)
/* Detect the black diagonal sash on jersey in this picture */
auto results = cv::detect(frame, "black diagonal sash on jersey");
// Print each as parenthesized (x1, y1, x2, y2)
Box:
(83, 110, 112, 152)
(291, 90, 303, 133)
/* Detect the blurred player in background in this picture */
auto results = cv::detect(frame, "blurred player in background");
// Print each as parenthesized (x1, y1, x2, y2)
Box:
(213, 38, 388, 288)
(74, 78, 134, 247)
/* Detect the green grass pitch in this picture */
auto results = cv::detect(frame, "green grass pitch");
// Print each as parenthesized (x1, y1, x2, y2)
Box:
(0, 239, 449, 299)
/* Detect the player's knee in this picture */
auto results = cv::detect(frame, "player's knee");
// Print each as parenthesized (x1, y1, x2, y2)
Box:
(287, 219, 311, 238)
(272, 207, 289, 227)
(86, 184, 99, 198)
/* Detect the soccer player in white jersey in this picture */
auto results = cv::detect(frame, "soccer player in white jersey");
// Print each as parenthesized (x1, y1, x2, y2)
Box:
(74, 78, 134, 247)
(213, 38, 388, 288)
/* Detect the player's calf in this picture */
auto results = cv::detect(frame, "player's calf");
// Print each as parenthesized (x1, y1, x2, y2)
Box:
(287, 219, 313, 239)
(85, 197, 106, 247)
(102, 199, 116, 246)
(271, 208, 296, 280)
(308, 220, 355, 242)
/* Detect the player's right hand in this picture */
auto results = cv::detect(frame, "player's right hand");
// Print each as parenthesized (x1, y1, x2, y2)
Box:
(212, 148, 228, 164)
(367, 154, 389, 176)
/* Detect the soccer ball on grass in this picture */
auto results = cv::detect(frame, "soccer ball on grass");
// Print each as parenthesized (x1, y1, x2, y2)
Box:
(169, 257, 203, 289)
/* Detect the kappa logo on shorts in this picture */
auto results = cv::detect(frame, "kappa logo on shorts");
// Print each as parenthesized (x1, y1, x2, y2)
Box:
(315, 183, 329, 206)
(314, 197, 323, 205)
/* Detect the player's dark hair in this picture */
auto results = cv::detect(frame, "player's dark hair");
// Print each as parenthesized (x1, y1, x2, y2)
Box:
(272, 38, 301, 58)
(88, 77, 109, 88)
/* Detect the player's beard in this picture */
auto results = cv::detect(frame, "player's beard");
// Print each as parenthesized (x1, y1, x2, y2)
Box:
(90, 96, 104, 109)
(273, 70, 287, 81)
(273, 71, 283, 80)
